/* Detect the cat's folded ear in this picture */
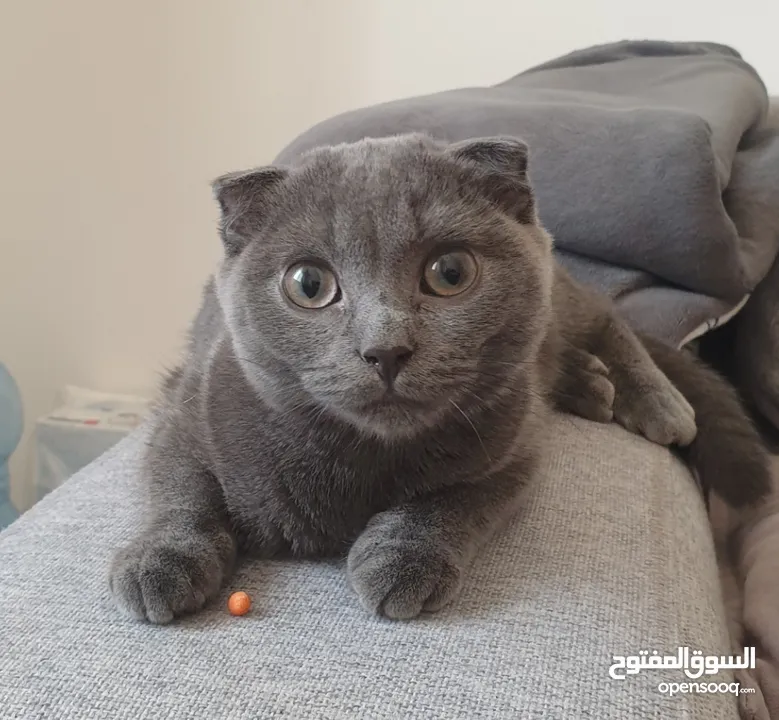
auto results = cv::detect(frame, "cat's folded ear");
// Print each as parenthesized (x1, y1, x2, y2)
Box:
(211, 167, 288, 256)
(446, 137, 535, 224)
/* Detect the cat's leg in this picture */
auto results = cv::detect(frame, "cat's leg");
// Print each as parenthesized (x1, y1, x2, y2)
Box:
(347, 466, 527, 620)
(552, 266, 696, 446)
(109, 422, 236, 624)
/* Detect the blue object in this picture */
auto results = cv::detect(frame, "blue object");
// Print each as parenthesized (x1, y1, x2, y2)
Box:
(0, 363, 22, 528)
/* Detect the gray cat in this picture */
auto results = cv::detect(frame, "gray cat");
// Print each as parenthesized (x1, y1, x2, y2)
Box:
(110, 134, 770, 624)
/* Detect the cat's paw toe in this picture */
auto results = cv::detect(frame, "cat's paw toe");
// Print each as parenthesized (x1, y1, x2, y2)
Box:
(558, 349, 615, 423)
(348, 517, 462, 620)
(581, 351, 609, 377)
(575, 371, 615, 423)
(109, 533, 227, 624)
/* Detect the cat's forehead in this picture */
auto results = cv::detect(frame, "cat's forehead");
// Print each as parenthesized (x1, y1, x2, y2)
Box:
(283, 140, 469, 260)
(304, 135, 436, 172)
(298, 138, 441, 201)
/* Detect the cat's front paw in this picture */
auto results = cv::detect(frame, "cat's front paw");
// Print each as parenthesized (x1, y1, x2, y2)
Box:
(347, 511, 462, 620)
(556, 348, 615, 423)
(109, 528, 234, 624)
(613, 369, 697, 447)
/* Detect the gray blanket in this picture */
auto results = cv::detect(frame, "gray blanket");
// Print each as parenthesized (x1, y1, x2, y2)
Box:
(275, 40, 779, 429)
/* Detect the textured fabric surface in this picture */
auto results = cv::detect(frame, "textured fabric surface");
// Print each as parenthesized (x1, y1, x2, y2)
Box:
(0, 416, 738, 719)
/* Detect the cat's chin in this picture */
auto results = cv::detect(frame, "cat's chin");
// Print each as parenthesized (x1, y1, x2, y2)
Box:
(337, 395, 446, 440)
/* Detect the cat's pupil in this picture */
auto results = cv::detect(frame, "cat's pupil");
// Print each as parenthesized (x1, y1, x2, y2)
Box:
(297, 267, 322, 298)
(439, 258, 462, 286)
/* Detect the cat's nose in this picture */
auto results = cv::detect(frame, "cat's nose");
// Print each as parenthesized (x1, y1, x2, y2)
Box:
(360, 345, 413, 385)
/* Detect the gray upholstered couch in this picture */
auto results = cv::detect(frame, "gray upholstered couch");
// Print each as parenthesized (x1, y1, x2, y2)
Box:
(0, 415, 739, 719)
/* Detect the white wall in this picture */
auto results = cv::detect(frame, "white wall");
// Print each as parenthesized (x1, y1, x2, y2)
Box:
(1, 0, 776, 509)
(366, 1, 779, 99)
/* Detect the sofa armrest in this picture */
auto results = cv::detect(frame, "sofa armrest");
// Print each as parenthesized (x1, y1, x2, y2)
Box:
(0, 415, 737, 719)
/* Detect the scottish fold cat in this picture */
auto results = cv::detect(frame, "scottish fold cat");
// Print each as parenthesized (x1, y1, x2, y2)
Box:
(110, 135, 769, 623)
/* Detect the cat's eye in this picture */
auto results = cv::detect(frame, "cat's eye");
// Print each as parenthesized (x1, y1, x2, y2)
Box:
(422, 250, 478, 297)
(282, 263, 340, 309)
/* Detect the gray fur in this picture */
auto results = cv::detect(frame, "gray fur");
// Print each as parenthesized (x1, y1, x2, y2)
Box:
(109, 134, 762, 625)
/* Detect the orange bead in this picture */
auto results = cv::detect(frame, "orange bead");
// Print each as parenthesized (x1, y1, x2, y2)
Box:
(228, 591, 251, 616)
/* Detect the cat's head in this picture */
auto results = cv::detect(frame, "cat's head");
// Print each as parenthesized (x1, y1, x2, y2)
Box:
(213, 134, 553, 438)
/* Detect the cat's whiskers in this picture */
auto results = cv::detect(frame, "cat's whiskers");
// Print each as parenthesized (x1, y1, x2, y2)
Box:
(270, 398, 326, 424)
(448, 399, 491, 464)
(460, 387, 490, 407)
(235, 356, 264, 369)
(235, 356, 339, 376)
(465, 375, 587, 436)
(483, 360, 536, 369)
